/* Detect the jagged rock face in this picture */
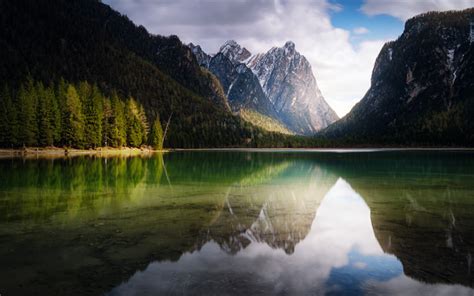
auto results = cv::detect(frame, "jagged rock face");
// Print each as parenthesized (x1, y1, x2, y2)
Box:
(189, 43, 211, 67)
(219, 40, 251, 64)
(247, 41, 339, 135)
(192, 42, 279, 120)
(189, 40, 339, 135)
(322, 9, 474, 145)
(208, 53, 238, 92)
(227, 64, 279, 116)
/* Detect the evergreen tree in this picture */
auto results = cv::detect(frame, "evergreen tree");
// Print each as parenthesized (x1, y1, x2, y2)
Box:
(102, 97, 113, 147)
(83, 84, 103, 148)
(56, 78, 68, 146)
(36, 82, 54, 146)
(17, 79, 38, 146)
(126, 98, 144, 147)
(62, 84, 85, 148)
(49, 84, 62, 145)
(110, 92, 126, 147)
(0, 86, 18, 146)
(149, 117, 164, 150)
(138, 104, 148, 144)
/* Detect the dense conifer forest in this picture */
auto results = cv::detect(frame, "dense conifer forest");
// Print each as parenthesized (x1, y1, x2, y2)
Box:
(0, 79, 164, 149)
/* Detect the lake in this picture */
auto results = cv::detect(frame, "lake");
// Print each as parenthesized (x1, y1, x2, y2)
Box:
(1, 150, 474, 295)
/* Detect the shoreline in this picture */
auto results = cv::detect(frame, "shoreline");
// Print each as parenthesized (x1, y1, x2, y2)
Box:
(1, 146, 473, 159)
(171, 147, 474, 152)
(0, 147, 167, 159)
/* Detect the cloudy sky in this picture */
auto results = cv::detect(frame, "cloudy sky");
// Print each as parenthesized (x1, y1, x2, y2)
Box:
(103, 0, 474, 117)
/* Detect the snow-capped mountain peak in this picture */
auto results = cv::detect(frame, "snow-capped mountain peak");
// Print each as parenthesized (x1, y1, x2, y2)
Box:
(189, 40, 338, 135)
(246, 41, 339, 134)
(219, 40, 252, 64)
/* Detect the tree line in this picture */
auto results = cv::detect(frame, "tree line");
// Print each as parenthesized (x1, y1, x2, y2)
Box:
(0, 79, 164, 149)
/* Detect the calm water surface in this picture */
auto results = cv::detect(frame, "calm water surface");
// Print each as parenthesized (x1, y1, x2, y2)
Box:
(0, 150, 474, 295)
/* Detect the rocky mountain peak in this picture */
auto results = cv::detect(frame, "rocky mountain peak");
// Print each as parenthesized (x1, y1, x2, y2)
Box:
(219, 40, 252, 64)
(188, 42, 211, 67)
(284, 41, 295, 54)
(189, 40, 338, 135)
(246, 41, 338, 134)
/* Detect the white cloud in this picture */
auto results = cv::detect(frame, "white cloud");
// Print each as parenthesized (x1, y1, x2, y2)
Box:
(104, 0, 389, 117)
(353, 27, 369, 35)
(361, 0, 474, 21)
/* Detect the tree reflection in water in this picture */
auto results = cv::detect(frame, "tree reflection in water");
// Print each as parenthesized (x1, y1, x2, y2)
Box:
(0, 151, 473, 295)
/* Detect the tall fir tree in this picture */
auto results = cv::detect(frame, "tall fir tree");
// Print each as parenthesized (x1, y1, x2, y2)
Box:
(62, 84, 85, 148)
(0, 86, 18, 146)
(138, 104, 148, 145)
(110, 92, 127, 147)
(49, 84, 62, 145)
(36, 82, 54, 146)
(102, 97, 113, 147)
(56, 78, 68, 146)
(149, 117, 164, 150)
(17, 79, 38, 146)
(126, 98, 144, 147)
(83, 84, 103, 148)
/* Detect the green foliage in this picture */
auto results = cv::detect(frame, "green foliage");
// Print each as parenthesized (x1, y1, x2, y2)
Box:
(0, 86, 19, 146)
(125, 98, 147, 147)
(17, 79, 38, 146)
(36, 82, 54, 146)
(149, 117, 164, 150)
(240, 109, 293, 135)
(83, 83, 104, 148)
(0, 78, 156, 149)
(109, 92, 127, 147)
(63, 84, 85, 148)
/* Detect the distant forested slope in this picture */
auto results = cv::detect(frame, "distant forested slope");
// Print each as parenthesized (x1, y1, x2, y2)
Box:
(0, 0, 308, 148)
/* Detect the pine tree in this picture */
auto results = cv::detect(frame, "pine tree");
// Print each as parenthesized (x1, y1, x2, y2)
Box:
(126, 98, 144, 147)
(63, 84, 85, 148)
(49, 84, 62, 145)
(149, 117, 164, 150)
(110, 92, 126, 147)
(56, 78, 68, 146)
(17, 79, 38, 146)
(36, 82, 54, 146)
(0, 86, 15, 146)
(83, 84, 103, 148)
(102, 97, 113, 147)
(138, 104, 148, 144)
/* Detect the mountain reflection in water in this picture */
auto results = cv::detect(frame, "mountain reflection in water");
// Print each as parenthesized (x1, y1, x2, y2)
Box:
(0, 151, 473, 295)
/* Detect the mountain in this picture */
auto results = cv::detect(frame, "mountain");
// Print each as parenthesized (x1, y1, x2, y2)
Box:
(0, 0, 307, 148)
(219, 40, 252, 64)
(247, 41, 339, 135)
(189, 42, 291, 134)
(322, 9, 474, 146)
(190, 40, 338, 135)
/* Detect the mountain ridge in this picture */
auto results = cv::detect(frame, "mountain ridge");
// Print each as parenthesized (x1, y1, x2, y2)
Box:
(190, 40, 339, 135)
(321, 8, 474, 146)
(247, 41, 339, 134)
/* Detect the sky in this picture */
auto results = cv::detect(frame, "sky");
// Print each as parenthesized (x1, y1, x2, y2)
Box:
(103, 0, 474, 117)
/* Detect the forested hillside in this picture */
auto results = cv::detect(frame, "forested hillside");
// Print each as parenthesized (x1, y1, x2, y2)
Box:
(0, 0, 310, 148)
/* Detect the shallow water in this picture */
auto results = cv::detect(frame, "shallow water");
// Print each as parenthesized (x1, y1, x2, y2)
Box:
(0, 150, 474, 295)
